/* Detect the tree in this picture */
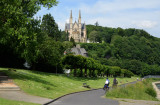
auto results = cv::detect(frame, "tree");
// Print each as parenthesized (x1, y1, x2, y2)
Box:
(34, 38, 66, 72)
(0, 0, 58, 68)
(41, 14, 60, 41)
(95, 21, 99, 26)
(0, 0, 58, 46)
(61, 31, 69, 41)
(70, 37, 76, 47)
(88, 31, 99, 43)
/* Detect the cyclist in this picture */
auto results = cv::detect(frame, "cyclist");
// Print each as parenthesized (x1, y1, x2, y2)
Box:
(103, 78, 110, 90)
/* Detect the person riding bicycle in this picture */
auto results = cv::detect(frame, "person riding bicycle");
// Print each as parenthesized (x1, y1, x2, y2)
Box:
(103, 78, 110, 90)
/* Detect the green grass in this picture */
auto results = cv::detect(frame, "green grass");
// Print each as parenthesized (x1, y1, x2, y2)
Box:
(106, 78, 159, 101)
(0, 68, 137, 99)
(0, 97, 40, 105)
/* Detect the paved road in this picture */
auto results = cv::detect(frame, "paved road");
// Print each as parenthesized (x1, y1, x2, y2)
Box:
(47, 89, 119, 105)
(46, 81, 140, 105)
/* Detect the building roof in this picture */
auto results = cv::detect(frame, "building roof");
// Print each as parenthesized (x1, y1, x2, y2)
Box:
(70, 44, 88, 57)
(65, 23, 85, 30)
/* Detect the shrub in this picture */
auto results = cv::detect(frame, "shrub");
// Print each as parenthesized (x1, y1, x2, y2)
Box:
(145, 87, 157, 98)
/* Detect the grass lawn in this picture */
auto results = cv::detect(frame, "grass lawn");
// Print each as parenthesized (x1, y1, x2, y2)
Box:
(0, 68, 138, 99)
(106, 78, 160, 101)
(0, 97, 40, 105)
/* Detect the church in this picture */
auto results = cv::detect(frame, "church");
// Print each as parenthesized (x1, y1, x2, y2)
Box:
(65, 10, 87, 43)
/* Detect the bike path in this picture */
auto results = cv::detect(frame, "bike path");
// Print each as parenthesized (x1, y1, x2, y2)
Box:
(46, 81, 139, 105)
(47, 89, 119, 105)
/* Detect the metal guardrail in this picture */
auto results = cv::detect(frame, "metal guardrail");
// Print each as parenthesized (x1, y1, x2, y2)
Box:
(143, 75, 160, 79)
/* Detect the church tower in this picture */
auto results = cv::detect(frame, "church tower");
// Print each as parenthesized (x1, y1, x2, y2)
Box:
(65, 10, 87, 43)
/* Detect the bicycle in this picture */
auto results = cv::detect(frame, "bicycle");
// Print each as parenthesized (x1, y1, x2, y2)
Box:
(103, 84, 109, 93)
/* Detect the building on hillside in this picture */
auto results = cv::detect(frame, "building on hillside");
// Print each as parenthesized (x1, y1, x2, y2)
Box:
(64, 44, 88, 57)
(70, 44, 88, 57)
(65, 10, 87, 43)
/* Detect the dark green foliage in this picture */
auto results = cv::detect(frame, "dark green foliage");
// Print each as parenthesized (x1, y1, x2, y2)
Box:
(70, 37, 76, 47)
(0, 0, 70, 73)
(62, 54, 133, 77)
(0, 44, 25, 68)
(83, 25, 160, 76)
(41, 14, 60, 41)
(145, 87, 157, 98)
(110, 66, 121, 77)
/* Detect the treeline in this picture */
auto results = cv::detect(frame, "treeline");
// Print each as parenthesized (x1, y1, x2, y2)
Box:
(62, 55, 133, 77)
(0, 0, 71, 73)
(81, 25, 160, 76)
(87, 25, 155, 43)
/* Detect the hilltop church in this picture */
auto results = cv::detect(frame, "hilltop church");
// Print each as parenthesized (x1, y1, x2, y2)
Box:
(65, 10, 87, 43)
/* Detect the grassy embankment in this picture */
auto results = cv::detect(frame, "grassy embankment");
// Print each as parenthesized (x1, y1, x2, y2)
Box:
(0, 68, 137, 100)
(106, 78, 159, 101)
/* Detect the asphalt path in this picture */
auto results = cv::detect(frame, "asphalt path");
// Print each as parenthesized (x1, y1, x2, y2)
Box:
(46, 81, 139, 105)
(47, 89, 119, 105)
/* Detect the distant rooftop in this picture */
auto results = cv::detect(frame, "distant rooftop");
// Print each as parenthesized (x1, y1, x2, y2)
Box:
(70, 44, 88, 57)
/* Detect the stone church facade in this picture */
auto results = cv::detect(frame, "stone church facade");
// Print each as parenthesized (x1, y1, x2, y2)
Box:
(65, 10, 87, 43)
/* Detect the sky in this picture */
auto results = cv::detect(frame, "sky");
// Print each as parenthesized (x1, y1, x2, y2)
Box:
(34, 0, 160, 38)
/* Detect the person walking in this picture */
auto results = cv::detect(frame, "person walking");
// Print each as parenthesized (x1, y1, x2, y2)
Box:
(112, 77, 118, 88)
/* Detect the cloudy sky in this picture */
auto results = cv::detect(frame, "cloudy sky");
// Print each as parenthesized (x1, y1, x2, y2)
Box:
(35, 0, 160, 38)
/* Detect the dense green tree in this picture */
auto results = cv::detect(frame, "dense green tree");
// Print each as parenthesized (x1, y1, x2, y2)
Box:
(0, 0, 58, 68)
(41, 14, 60, 41)
(70, 37, 76, 47)
(61, 31, 69, 41)
(88, 31, 99, 43)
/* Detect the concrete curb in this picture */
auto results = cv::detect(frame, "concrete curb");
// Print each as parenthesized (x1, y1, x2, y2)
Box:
(152, 81, 160, 100)
(43, 80, 139, 105)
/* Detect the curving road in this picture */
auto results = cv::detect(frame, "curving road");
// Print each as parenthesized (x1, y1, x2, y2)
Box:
(47, 89, 119, 105)
(46, 81, 139, 105)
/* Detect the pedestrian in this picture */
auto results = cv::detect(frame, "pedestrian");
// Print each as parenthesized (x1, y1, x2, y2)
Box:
(112, 77, 118, 88)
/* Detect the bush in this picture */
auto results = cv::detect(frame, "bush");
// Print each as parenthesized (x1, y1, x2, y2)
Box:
(145, 87, 157, 98)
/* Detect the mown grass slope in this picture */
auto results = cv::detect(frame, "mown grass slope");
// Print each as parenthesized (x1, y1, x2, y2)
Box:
(0, 68, 137, 99)
(0, 97, 40, 105)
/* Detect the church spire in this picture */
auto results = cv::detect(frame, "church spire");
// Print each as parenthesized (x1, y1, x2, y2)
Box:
(70, 10, 72, 18)
(78, 10, 81, 24)
(79, 10, 81, 18)
(69, 10, 73, 29)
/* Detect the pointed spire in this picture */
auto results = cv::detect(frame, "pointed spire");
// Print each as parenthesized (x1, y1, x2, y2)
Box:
(78, 10, 81, 24)
(70, 10, 72, 18)
(79, 10, 81, 18)
(69, 10, 73, 24)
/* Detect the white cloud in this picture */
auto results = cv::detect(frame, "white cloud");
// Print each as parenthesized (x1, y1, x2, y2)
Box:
(80, 0, 160, 15)
(133, 20, 157, 29)
(66, 19, 69, 23)
(35, 0, 160, 38)
(57, 21, 65, 30)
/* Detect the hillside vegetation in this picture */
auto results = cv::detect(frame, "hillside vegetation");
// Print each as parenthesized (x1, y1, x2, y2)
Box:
(80, 25, 160, 76)
(106, 78, 159, 101)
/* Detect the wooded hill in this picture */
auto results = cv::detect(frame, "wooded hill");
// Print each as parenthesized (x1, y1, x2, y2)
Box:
(80, 25, 160, 76)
